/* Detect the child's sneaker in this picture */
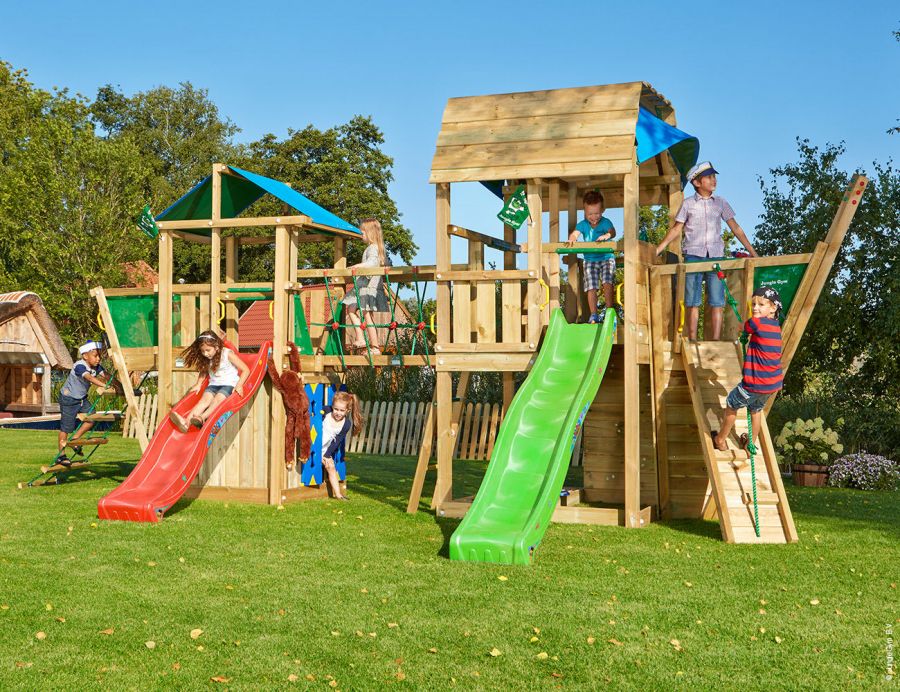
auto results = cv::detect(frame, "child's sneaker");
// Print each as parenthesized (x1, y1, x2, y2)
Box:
(588, 312, 603, 324)
(71, 445, 84, 458)
(56, 455, 72, 468)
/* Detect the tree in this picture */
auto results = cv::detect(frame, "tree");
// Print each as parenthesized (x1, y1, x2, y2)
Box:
(0, 62, 154, 347)
(755, 139, 899, 457)
(234, 116, 417, 281)
(90, 82, 240, 283)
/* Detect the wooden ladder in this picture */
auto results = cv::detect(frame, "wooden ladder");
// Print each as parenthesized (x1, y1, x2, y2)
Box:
(681, 340, 797, 544)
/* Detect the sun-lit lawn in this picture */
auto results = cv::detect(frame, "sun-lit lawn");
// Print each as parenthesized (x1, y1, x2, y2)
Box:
(0, 429, 896, 689)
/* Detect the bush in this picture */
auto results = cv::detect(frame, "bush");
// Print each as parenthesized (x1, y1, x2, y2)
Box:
(775, 417, 844, 467)
(828, 452, 899, 491)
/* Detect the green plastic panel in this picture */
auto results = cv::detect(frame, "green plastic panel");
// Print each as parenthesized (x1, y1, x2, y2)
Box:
(106, 295, 181, 348)
(754, 263, 807, 321)
(449, 309, 617, 565)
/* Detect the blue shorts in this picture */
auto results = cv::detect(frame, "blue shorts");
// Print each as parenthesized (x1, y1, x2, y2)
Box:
(684, 254, 725, 308)
(59, 394, 91, 434)
(206, 384, 235, 397)
(726, 384, 770, 413)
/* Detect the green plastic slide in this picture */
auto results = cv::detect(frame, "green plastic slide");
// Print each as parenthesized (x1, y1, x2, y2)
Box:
(449, 308, 617, 565)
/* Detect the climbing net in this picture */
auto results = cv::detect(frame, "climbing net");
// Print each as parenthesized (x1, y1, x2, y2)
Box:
(713, 263, 761, 537)
(315, 271, 433, 369)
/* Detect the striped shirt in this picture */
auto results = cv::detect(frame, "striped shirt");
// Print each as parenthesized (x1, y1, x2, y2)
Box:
(675, 193, 735, 258)
(742, 317, 783, 394)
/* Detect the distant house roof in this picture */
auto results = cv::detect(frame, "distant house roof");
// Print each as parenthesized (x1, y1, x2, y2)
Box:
(238, 285, 413, 350)
(156, 165, 361, 238)
(0, 292, 73, 368)
(431, 81, 698, 187)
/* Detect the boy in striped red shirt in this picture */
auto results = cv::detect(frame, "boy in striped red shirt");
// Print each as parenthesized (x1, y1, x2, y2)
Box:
(713, 286, 783, 452)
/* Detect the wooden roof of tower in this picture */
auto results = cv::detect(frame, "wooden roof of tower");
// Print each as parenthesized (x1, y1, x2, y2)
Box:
(430, 82, 675, 184)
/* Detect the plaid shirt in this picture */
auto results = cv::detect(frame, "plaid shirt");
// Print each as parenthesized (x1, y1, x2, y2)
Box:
(675, 193, 735, 258)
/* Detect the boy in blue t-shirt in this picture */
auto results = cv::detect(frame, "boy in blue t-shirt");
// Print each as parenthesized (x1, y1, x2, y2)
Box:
(56, 341, 116, 466)
(567, 190, 618, 323)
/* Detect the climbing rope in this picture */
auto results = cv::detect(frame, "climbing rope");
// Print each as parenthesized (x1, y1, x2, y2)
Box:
(714, 263, 760, 537)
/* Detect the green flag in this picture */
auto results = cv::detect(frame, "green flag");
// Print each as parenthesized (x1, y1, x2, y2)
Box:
(496, 185, 530, 229)
(135, 204, 159, 239)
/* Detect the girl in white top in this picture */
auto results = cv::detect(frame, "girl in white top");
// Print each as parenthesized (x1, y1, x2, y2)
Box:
(342, 218, 390, 355)
(169, 330, 250, 433)
(320, 391, 364, 500)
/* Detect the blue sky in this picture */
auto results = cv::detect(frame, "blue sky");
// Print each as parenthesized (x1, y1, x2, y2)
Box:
(2, 1, 898, 267)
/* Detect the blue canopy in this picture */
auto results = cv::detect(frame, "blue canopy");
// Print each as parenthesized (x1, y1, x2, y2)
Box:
(635, 107, 699, 187)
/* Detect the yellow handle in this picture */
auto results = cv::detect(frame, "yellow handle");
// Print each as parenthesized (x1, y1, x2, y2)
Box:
(615, 282, 624, 307)
(217, 299, 225, 324)
(269, 302, 274, 321)
(429, 314, 436, 335)
(538, 278, 550, 310)
(678, 301, 686, 334)
(96, 312, 106, 332)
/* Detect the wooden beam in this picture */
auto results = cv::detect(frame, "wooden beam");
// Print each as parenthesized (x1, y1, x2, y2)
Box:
(448, 225, 523, 254)
(269, 224, 290, 506)
(224, 236, 238, 344)
(623, 155, 642, 528)
(156, 215, 312, 231)
(653, 253, 813, 276)
(526, 180, 543, 346)
(434, 183, 453, 508)
(158, 230, 174, 422)
(92, 287, 150, 450)
(210, 164, 224, 332)
(548, 181, 561, 316)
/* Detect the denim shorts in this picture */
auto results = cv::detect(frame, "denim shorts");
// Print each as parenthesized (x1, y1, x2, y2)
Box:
(684, 254, 726, 308)
(726, 384, 770, 413)
(206, 384, 235, 397)
(59, 394, 91, 434)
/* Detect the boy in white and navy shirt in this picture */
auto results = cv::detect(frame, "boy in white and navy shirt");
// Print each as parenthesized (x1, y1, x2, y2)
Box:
(655, 162, 758, 340)
(56, 341, 114, 466)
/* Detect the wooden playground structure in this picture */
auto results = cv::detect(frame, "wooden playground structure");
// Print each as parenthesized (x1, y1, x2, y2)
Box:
(91, 82, 866, 543)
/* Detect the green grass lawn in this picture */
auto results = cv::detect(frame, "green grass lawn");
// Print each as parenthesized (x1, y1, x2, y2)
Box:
(0, 429, 896, 690)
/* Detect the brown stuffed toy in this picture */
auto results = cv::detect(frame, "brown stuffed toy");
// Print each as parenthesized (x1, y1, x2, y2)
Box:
(267, 342, 311, 469)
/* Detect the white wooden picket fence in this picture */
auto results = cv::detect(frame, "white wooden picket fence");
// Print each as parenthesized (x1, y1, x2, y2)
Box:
(122, 395, 582, 465)
(123, 393, 160, 439)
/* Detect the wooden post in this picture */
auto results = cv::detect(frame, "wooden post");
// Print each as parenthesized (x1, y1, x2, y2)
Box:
(224, 235, 238, 344)
(210, 164, 224, 332)
(501, 193, 517, 412)
(158, 229, 174, 421)
(269, 224, 290, 505)
(526, 179, 543, 347)
(548, 181, 561, 316)
(623, 157, 642, 527)
(648, 267, 670, 518)
(564, 183, 582, 323)
(93, 287, 150, 450)
(434, 183, 454, 508)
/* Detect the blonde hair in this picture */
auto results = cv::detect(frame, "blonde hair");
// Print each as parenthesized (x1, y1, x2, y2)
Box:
(332, 391, 364, 436)
(359, 217, 386, 267)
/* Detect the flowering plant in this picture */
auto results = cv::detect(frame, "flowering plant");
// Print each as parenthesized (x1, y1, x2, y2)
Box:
(774, 417, 843, 467)
(828, 453, 899, 491)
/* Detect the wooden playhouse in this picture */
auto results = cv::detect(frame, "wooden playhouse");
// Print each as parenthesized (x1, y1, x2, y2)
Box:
(90, 83, 865, 543)
(0, 291, 72, 418)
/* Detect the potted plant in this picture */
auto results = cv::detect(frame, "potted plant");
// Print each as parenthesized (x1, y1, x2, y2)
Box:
(774, 417, 844, 487)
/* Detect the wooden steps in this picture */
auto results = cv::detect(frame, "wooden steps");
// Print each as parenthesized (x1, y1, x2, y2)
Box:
(77, 411, 123, 422)
(66, 437, 108, 447)
(681, 340, 797, 544)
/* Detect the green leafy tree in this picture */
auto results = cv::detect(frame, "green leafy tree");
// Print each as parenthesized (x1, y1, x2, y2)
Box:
(0, 62, 154, 347)
(90, 82, 240, 283)
(234, 116, 417, 281)
(755, 139, 899, 457)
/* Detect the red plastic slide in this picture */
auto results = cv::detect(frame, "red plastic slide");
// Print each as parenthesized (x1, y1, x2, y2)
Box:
(98, 342, 271, 522)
